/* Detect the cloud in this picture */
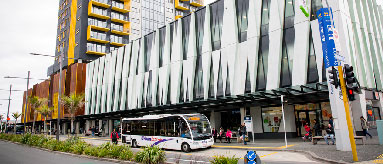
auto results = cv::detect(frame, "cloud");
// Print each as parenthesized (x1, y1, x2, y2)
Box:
(0, 0, 58, 119)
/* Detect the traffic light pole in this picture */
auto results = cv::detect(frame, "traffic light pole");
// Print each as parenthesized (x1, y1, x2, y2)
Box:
(23, 71, 30, 134)
(6, 85, 12, 133)
(337, 66, 358, 162)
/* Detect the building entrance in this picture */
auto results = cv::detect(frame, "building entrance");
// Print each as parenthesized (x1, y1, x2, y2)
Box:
(295, 103, 323, 137)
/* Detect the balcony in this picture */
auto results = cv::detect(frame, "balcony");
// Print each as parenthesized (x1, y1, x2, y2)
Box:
(110, 42, 125, 47)
(111, 1, 130, 13)
(90, 0, 111, 8)
(175, 15, 183, 20)
(175, 0, 189, 11)
(190, 0, 203, 7)
(87, 26, 109, 44)
(111, 23, 130, 35)
(86, 51, 106, 56)
(88, 25, 109, 32)
(88, 1, 110, 20)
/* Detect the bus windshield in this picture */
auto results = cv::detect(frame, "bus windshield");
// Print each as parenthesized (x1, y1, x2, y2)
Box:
(183, 114, 212, 140)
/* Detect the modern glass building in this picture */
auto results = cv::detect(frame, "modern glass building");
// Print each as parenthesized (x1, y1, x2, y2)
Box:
(24, 0, 382, 139)
(48, 0, 204, 75)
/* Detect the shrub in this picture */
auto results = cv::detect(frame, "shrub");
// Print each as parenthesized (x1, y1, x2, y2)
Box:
(70, 140, 89, 154)
(84, 145, 99, 156)
(135, 146, 166, 164)
(45, 139, 60, 151)
(210, 155, 239, 164)
(118, 147, 134, 160)
(21, 133, 32, 144)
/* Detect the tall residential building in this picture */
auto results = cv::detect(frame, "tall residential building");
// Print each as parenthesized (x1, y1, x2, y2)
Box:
(49, 0, 204, 75)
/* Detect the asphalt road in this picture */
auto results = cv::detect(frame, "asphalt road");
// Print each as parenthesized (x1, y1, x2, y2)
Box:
(0, 141, 114, 164)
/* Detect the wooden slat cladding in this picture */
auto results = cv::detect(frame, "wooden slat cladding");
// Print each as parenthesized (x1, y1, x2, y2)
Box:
(22, 63, 87, 123)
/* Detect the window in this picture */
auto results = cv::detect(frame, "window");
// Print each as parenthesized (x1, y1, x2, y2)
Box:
(210, 0, 224, 51)
(256, 35, 269, 91)
(144, 33, 154, 72)
(311, 0, 323, 20)
(280, 27, 295, 88)
(262, 107, 282, 132)
(236, 0, 249, 42)
(307, 30, 319, 83)
(195, 7, 206, 56)
(182, 15, 191, 60)
(159, 27, 166, 67)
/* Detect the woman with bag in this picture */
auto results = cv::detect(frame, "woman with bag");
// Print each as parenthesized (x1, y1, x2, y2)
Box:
(360, 116, 372, 139)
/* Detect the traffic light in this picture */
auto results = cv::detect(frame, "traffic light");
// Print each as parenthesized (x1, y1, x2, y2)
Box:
(347, 87, 355, 101)
(328, 66, 339, 88)
(344, 64, 358, 101)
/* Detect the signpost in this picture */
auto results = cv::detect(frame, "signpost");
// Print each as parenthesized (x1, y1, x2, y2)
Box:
(244, 116, 254, 143)
(317, 7, 358, 161)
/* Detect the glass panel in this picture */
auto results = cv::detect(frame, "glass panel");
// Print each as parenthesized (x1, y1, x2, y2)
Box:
(159, 27, 166, 67)
(146, 71, 153, 107)
(217, 59, 224, 97)
(311, 0, 323, 20)
(210, 0, 224, 51)
(208, 58, 215, 98)
(195, 8, 206, 56)
(194, 55, 204, 100)
(280, 27, 295, 87)
(307, 30, 319, 83)
(262, 107, 282, 133)
(256, 35, 269, 91)
(236, 0, 249, 42)
(245, 62, 251, 93)
(261, 0, 271, 25)
(182, 15, 191, 60)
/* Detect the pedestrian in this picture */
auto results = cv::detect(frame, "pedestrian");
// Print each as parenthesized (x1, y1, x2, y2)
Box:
(219, 127, 224, 143)
(241, 123, 247, 145)
(360, 116, 372, 139)
(302, 122, 312, 141)
(313, 119, 321, 136)
(324, 124, 335, 145)
(110, 129, 119, 145)
(91, 126, 95, 137)
(212, 128, 217, 143)
(329, 116, 334, 128)
(226, 129, 232, 144)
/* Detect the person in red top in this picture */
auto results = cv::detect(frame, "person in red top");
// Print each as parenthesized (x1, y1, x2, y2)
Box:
(110, 129, 119, 144)
(302, 123, 312, 141)
(226, 129, 232, 144)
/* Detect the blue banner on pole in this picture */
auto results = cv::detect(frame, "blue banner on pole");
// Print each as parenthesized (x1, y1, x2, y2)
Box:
(317, 8, 339, 68)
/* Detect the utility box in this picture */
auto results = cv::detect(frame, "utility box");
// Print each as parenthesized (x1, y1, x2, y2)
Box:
(377, 120, 383, 145)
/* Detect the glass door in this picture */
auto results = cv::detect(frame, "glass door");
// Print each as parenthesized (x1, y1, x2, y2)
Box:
(296, 111, 308, 136)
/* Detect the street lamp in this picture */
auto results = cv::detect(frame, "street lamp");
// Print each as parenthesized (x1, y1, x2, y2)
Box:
(30, 52, 90, 141)
(4, 74, 47, 134)
(0, 86, 22, 133)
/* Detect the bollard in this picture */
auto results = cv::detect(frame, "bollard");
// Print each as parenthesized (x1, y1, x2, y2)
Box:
(377, 120, 383, 145)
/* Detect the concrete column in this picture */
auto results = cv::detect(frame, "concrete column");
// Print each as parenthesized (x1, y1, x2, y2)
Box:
(250, 107, 263, 134)
(98, 120, 103, 136)
(210, 111, 221, 129)
(85, 120, 90, 134)
(108, 119, 113, 135)
(63, 123, 67, 135)
(373, 92, 383, 119)
(240, 107, 246, 124)
(278, 105, 296, 133)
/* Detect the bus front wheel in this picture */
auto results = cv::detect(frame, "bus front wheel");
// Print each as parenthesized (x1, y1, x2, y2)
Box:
(181, 143, 190, 152)
(132, 140, 138, 148)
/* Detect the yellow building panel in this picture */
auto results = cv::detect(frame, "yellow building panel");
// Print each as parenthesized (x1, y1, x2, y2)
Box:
(86, 51, 106, 56)
(190, 1, 203, 7)
(175, 15, 183, 20)
(110, 42, 125, 47)
(68, 0, 78, 66)
(111, 6, 130, 13)
(111, 30, 130, 36)
(175, 0, 189, 10)
(111, 18, 129, 24)
(89, 25, 110, 32)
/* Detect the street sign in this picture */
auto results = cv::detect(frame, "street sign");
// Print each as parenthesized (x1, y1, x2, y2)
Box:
(244, 116, 253, 132)
(317, 8, 340, 68)
(246, 150, 257, 163)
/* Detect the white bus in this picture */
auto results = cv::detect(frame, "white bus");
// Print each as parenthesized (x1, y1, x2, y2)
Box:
(121, 113, 214, 152)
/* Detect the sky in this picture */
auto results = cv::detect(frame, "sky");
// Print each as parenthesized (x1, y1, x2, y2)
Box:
(0, 0, 381, 120)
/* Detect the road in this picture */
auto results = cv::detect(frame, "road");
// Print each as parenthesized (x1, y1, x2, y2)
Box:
(0, 141, 114, 164)
(0, 137, 325, 164)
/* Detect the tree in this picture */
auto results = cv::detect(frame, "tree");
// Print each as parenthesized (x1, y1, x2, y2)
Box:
(29, 96, 45, 134)
(12, 112, 21, 133)
(61, 93, 85, 136)
(36, 104, 53, 137)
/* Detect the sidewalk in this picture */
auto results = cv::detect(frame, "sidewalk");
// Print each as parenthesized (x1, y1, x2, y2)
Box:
(57, 135, 383, 163)
(213, 137, 382, 163)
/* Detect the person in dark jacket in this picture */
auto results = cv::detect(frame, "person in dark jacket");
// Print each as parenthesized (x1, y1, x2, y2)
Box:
(212, 128, 217, 143)
(324, 124, 335, 145)
(241, 123, 247, 145)
(110, 129, 119, 144)
(313, 119, 321, 136)
(329, 116, 334, 128)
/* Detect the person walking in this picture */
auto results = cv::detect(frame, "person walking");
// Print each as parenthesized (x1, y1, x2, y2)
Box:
(241, 123, 247, 145)
(324, 124, 335, 145)
(91, 126, 95, 137)
(360, 116, 372, 139)
(313, 119, 321, 136)
(212, 128, 217, 143)
(218, 127, 224, 143)
(226, 129, 232, 143)
(110, 129, 119, 144)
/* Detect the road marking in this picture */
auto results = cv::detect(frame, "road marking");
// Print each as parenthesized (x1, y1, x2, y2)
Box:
(260, 152, 278, 158)
(211, 144, 295, 149)
(168, 158, 210, 163)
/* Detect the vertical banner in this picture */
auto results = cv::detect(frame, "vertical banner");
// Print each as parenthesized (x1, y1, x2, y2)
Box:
(317, 8, 339, 68)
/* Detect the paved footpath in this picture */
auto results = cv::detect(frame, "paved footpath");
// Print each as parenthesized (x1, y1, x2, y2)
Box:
(0, 140, 114, 164)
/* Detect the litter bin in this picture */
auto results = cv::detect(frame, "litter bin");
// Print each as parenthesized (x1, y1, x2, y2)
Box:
(377, 120, 383, 145)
